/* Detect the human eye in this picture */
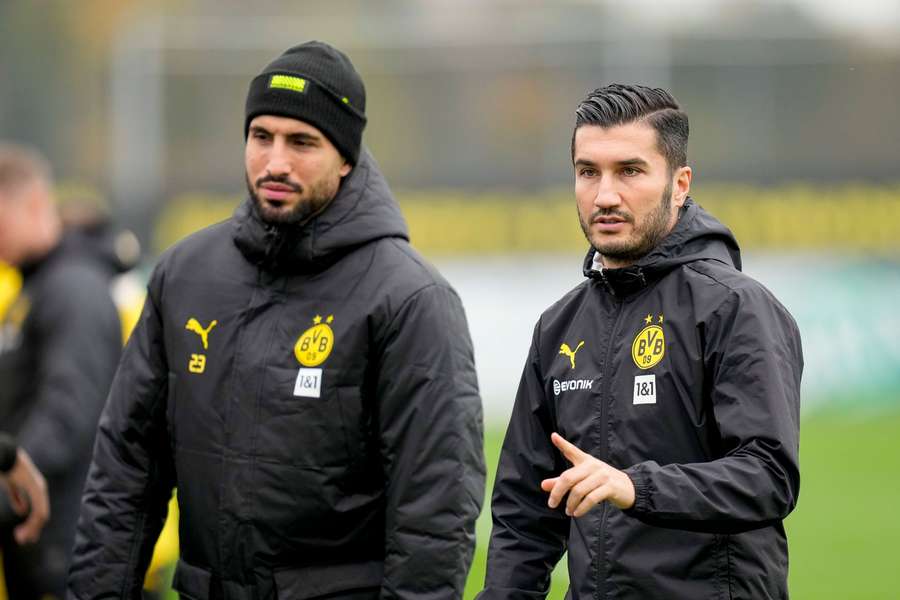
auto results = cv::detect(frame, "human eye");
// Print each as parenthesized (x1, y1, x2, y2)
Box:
(621, 166, 642, 177)
(578, 167, 597, 178)
(291, 135, 317, 148)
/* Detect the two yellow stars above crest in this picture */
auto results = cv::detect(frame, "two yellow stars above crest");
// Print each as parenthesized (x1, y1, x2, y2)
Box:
(643, 314, 664, 325)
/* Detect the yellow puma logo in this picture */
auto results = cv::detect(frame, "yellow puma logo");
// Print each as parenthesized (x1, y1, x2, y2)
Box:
(185, 318, 217, 350)
(559, 341, 585, 370)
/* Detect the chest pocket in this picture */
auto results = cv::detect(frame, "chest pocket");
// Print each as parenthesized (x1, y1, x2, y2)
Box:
(258, 367, 370, 472)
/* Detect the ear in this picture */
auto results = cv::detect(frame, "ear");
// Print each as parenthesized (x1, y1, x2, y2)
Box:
(339, 159, 352, 178)
(672, 165, 692, 208)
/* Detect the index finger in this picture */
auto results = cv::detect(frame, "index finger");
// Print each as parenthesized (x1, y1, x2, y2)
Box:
(551, 432, 587, 464)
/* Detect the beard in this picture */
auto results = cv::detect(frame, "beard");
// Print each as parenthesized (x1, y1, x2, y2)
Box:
(246, 172, 341, 226)
(580, 180, 674, 266)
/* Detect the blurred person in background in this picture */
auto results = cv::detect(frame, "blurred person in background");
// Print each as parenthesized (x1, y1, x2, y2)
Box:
(479, 85, 802, 599)
(69, 40, 484, 600)
(55, 184, 144, 341)
(0, 144, 122, 599)
(56, 184, 142, 289)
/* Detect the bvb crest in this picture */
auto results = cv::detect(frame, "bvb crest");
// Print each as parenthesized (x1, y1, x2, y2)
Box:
(631, 314, 665, 369)
(295, 315, 335, 367)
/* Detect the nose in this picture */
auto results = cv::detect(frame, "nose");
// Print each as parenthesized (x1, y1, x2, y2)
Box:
(593, 176, 621, 211)
(265, 138, 291, 177)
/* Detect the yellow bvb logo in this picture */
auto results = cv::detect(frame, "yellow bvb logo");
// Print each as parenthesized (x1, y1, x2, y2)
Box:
(632, 314, 665, 370)
(295, 314, 335, 367)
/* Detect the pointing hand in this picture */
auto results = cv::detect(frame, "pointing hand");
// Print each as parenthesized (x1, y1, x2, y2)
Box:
(540, 432, 635, 517)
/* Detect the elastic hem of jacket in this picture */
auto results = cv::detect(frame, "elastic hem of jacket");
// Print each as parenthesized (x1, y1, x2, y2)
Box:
(622, 463, 652, 516)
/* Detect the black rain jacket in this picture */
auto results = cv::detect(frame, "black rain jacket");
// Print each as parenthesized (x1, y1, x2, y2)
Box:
(68, 149, 485, 600)
(0, 232, 122, 597)
(480, 199, 802, 600)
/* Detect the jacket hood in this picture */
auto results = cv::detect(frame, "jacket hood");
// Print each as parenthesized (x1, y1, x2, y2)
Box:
(232, 147, 409, 272)
(583, 198, 741, 296)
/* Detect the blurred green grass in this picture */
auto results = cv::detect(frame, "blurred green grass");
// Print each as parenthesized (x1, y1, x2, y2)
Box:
(154, 411, 900, 599)
(781, 412, 900, 599)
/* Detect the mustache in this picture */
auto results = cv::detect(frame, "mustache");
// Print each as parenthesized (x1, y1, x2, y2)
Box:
(255, 174, 303, 193)
(590, 209, 633, 223)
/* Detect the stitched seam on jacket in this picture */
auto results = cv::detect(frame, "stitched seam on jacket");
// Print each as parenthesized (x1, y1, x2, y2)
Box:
(121, 385, 166, 596)
(118, 285, 170, 596)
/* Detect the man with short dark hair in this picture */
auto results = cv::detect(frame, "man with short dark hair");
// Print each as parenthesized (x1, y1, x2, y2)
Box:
(0, 143, 121, 599)
(478, 84, 802, 599)
(68, 41, 485, 600)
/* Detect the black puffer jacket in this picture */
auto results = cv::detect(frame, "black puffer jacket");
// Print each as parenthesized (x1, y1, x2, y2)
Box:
(480, 199, 802, 600)
(0, 233, 122, 598)
(68, 149, 485, 600)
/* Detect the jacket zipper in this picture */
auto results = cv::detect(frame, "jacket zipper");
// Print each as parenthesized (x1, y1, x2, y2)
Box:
(596, 296, 626, 600)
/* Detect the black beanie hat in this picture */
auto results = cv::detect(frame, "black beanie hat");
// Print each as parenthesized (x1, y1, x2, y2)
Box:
(245, 41, 367, 164)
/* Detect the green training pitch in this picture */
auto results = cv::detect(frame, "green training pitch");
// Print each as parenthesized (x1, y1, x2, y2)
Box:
(464, 411, 900, 599)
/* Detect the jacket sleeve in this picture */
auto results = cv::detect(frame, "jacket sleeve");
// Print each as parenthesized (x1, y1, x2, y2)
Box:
(478, 322, 569, 600)
(17, 267, 121, 477)
(67, 269, 175, 599)
(375, 283, 485, 600)
(623, 285, 803, 534)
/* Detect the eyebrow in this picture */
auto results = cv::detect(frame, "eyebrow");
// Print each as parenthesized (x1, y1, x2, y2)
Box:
(248, 126, 320, 144)
(618, 157, 650, 168)
(573, 157, 650, 168)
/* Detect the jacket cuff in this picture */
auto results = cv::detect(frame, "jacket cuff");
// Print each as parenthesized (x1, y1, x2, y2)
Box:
(622, 463, 652, 516)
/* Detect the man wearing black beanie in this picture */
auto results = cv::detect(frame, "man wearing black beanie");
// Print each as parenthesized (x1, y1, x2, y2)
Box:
(69, 41, 485, 600)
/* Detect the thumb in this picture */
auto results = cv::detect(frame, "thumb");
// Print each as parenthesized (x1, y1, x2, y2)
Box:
(551, 432, 586, 464)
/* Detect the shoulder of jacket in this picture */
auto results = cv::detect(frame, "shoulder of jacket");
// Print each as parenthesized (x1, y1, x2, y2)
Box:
(684, 259, 761, 294)
(362, 238, 470, 333)
(684, 259, 797, 324)
(527, 279, 594, 355)
(144, 218, 234, 302)
(538, 279, 593, 322)
(374, 237, 454, 291)
(154, 218, 234, 271)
